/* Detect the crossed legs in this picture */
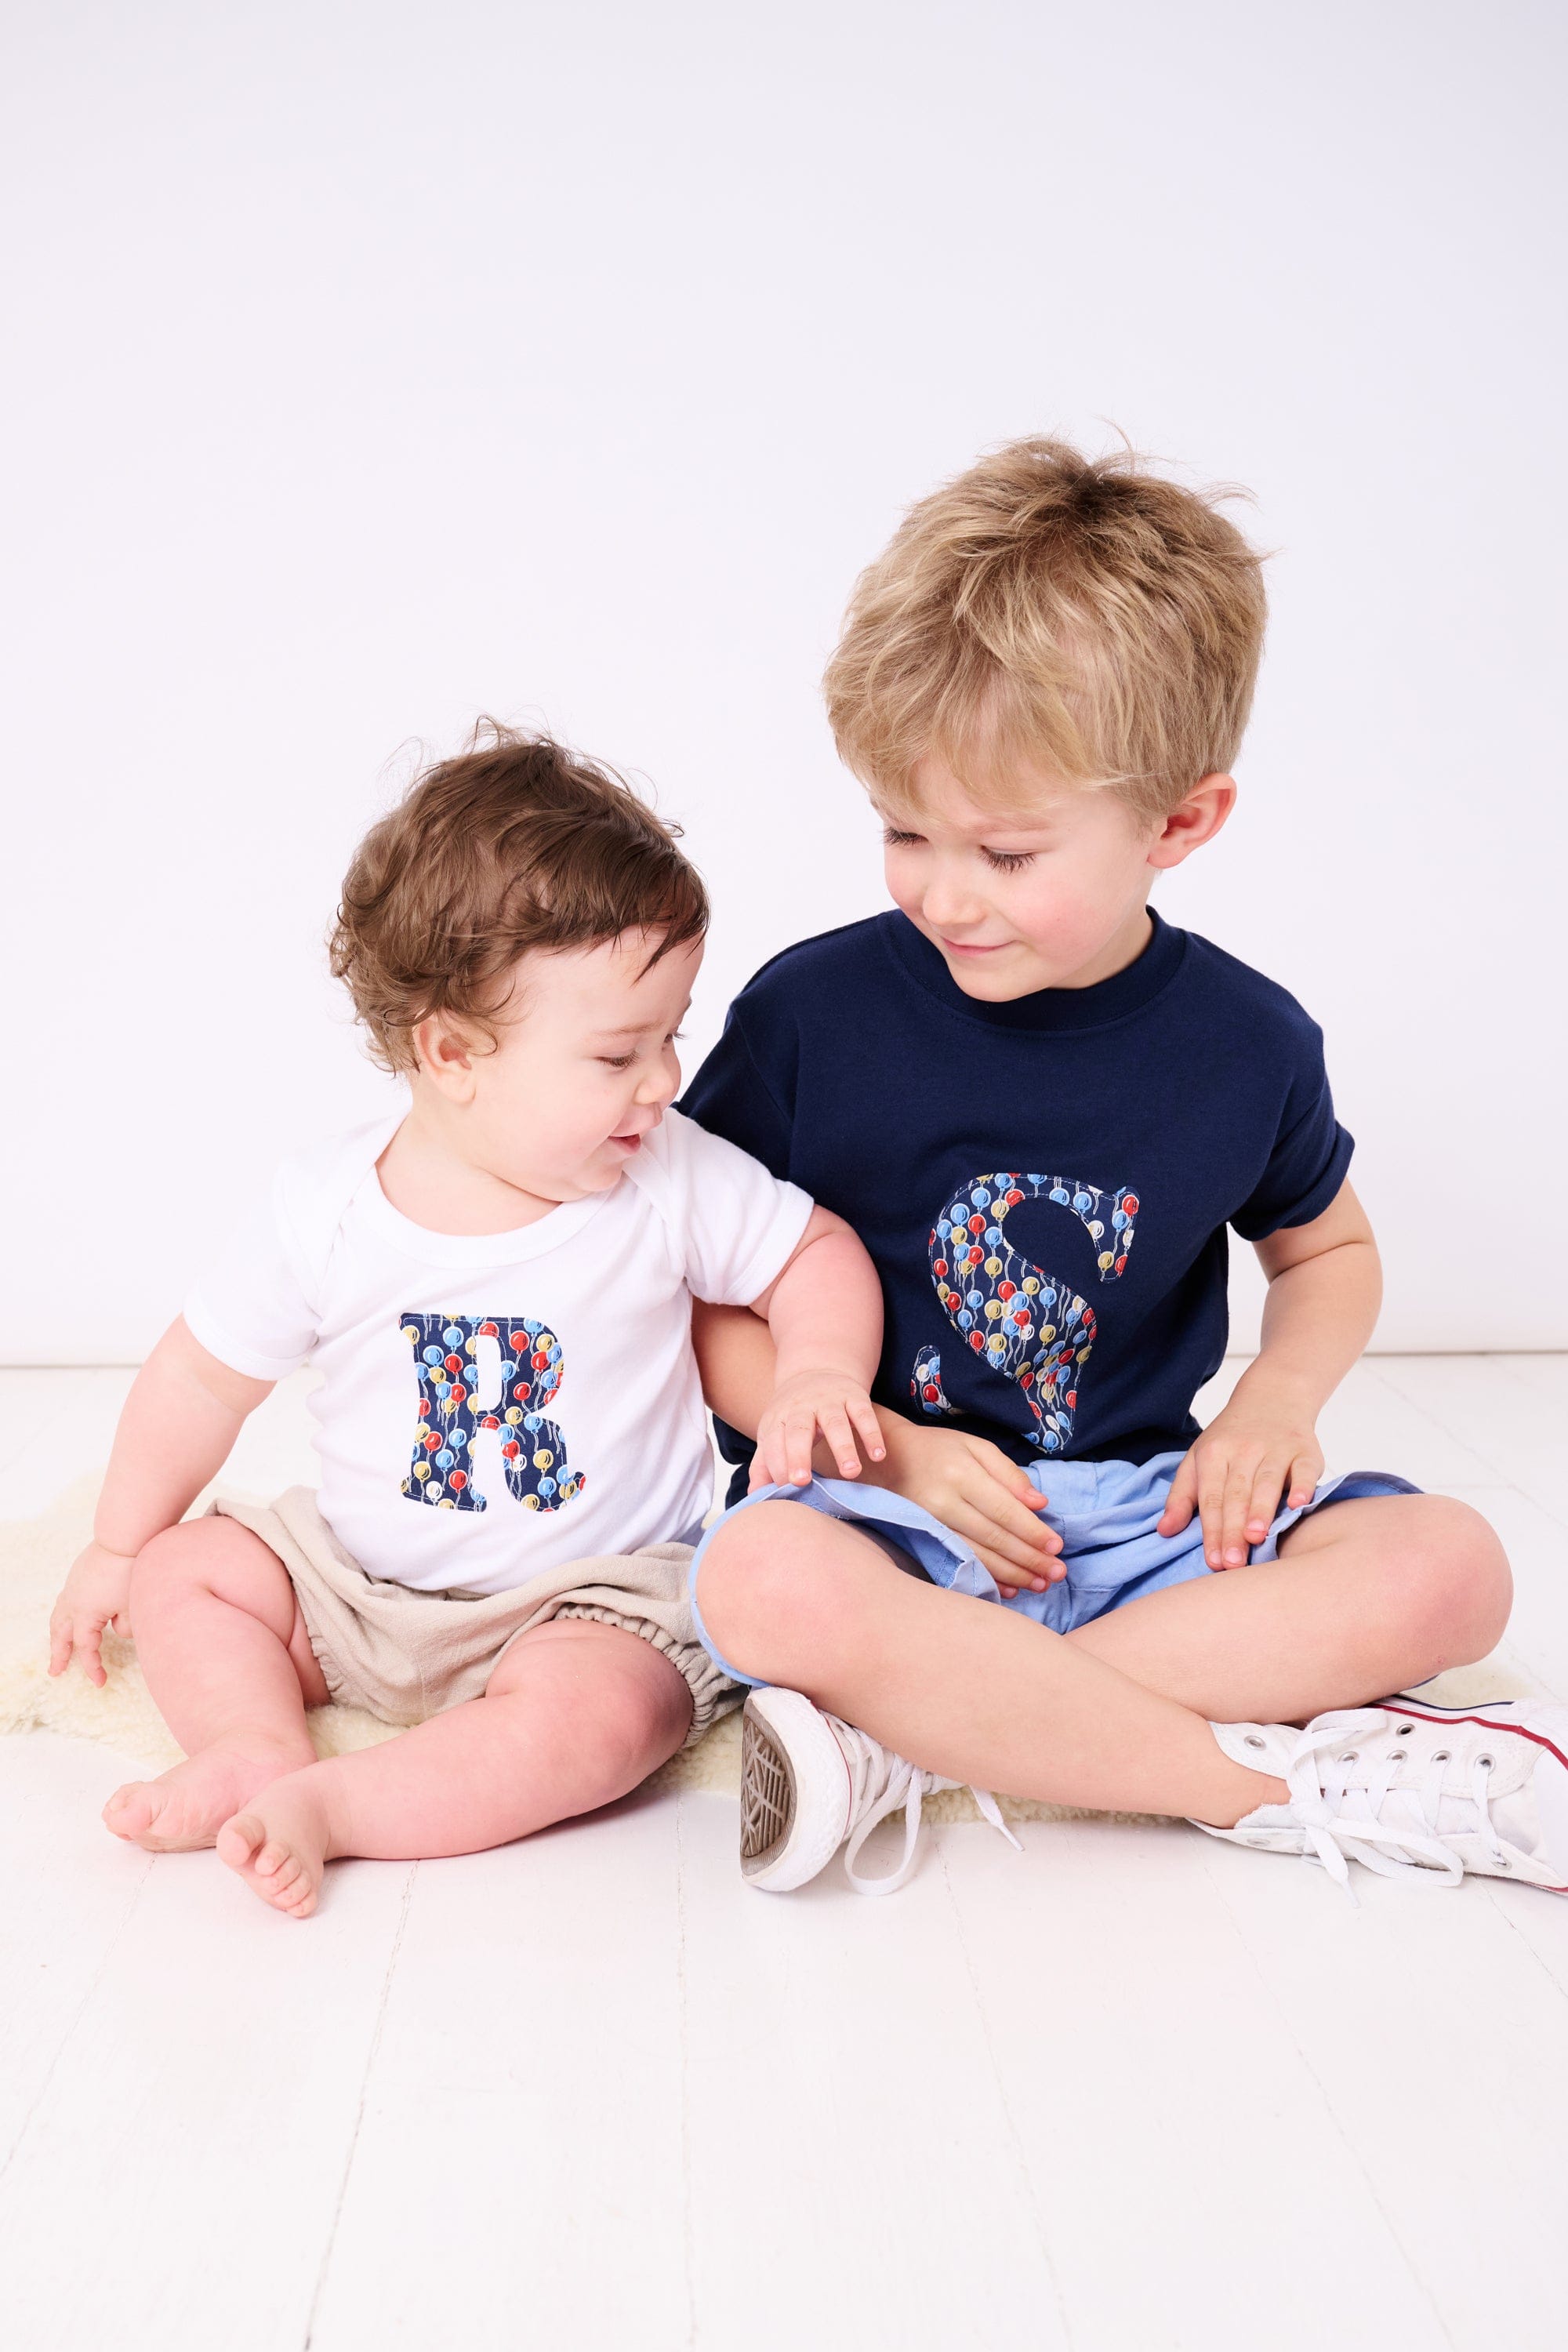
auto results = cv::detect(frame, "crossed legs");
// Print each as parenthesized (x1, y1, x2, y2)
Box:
(695, 1492, 1512, 1828)
(104, 1518, 694, 1917)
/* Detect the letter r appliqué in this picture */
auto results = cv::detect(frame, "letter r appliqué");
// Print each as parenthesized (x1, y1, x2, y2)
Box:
(398, 1312, 586, 1515)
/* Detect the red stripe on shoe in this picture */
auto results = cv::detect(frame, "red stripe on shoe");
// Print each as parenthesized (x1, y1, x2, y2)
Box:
(1376, 1703, 1568, 1777)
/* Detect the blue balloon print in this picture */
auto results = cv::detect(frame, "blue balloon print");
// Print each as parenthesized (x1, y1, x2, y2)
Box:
(423, 1345, 443, 1366)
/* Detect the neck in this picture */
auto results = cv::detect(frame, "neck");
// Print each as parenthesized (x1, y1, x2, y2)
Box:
(377, 1089, 557, 1236)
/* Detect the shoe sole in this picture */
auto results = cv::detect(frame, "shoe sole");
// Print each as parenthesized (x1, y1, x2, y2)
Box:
(739, 1689, 852, 1892)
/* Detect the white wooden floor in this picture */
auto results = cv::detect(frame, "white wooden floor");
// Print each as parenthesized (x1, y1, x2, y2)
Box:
(2, 1356, 1567, 2352)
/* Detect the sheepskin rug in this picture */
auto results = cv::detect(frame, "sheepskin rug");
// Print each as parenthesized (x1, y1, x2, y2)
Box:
(1, 1473, 1529, 1828)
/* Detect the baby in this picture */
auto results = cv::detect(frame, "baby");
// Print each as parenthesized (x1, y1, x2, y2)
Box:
(48, 726, 884, 1916)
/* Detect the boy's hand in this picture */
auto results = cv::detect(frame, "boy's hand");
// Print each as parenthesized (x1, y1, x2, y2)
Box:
(752, 1368, 887, 1489)
(864, 1418, 1064, 1597)
(1157, 1374, 1324, 1569)
(48, 1541, 137, 1687)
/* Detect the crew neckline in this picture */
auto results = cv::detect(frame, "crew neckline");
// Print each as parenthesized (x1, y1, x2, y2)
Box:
(878, 905, 1186, 1033)
(355, 1164, 614, 1266)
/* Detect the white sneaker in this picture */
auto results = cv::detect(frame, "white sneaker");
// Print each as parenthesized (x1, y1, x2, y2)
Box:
(1197, 1694, 1568, 1896)
(739, 1686, 1021, 1896)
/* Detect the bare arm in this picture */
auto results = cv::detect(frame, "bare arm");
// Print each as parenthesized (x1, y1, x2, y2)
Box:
(738, 1205, 886, 1487)
(49, 1318, 274, 1683)
(1158, 1180, 1383, 1566)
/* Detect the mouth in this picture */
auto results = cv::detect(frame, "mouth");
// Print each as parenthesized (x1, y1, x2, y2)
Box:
(607, 1130, 645, 1153)
(938, 935, 1010, 958)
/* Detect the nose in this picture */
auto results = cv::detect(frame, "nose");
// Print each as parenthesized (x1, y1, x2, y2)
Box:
(637, 1054, 680, 1108)
(920, 860, 989, 932)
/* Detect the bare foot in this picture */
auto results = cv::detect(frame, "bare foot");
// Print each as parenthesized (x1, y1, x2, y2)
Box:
(103, 1740, 311, 1852)
(216, 1771, 335, 1918)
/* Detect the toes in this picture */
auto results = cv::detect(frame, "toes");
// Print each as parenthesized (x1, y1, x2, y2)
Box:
(103, 1784, 154, 1842)
(216, 1811, 265, 1870)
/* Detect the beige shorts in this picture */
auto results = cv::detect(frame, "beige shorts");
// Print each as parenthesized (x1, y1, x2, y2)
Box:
(208, 1487, 737, 1746)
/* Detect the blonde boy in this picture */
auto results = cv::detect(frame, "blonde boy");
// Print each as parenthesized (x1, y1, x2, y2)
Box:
(683, 439, 1568, 1898)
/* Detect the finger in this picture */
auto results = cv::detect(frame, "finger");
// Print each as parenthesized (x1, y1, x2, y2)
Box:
(822, 1406, 862, 1480)
(1219, 1457, 1261, 1568)
(1286, 1450, 1321, 1510)
(784, 1408, 817, 1487)
(1158, 1454, 1199, 1536)
(79, 1619, 107, 1688)
(848, 1396, 886, 1463)
(975, 1541, 1058, 1593)
(1196, 1454, 1229, 1567)
(957, 1481, 1063, 1566)
(1244, 1458, 1288, 1548)
(756, 1424, 787, 1490)
(48, 1615, 71, 1678)
(972, 1443, 1051, 1510)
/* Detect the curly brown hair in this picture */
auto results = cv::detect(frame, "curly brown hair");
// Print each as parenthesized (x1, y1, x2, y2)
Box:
(328, 723, 708, 1074)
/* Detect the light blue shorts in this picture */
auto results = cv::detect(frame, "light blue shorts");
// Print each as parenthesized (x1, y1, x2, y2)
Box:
(688, 1450, 1421, 1689)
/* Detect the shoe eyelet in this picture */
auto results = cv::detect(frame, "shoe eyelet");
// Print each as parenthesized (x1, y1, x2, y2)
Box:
(1496, 1855, 1511, 1870)
(1396, 1722, 1414, 1736)
(1244, 1734, 1265, 1751)
(1341, 1751, 1359, 1765)
(1432, 1750, 1450, 1763)
(1388, 1749, 1406, 1763)
(1477, 1754, 1494, 1770)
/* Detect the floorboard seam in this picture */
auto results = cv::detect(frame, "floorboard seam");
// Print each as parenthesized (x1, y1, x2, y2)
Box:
(1198, 1845, 1459, 2350)
(302, 1860, 419, 2350)
(937, 1833, 1076, 2352)
(0, 1844, 154, 2186)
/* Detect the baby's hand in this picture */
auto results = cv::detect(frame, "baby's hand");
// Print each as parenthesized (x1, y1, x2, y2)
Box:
(1157, 1375, 1324, 1568)
(751, 1369, 887, 1490)
(870, 1421, 1064, 1596)
(49, 1541, 136, 1688)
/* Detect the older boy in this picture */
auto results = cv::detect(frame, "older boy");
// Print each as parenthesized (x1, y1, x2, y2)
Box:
(684, 438, 1568, 1898)
(49, 728, 884, 1917)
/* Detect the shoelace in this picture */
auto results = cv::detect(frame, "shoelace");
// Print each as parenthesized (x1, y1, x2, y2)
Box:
(831, 1719, 1022, 1896)
(1283, 1720, 1508, 1899)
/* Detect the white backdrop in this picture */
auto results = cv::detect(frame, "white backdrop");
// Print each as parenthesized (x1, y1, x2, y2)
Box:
(4, 0, 1565, 1363)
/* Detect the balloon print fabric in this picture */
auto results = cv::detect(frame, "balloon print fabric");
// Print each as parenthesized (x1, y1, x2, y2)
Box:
(400, 1312, 585, 1514)
(913, 1172, 1141, 1454)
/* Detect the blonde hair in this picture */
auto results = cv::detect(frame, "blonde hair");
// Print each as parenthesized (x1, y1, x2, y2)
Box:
(823, 436, 1267, 822)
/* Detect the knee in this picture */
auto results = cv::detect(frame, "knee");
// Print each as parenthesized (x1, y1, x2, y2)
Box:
(126, 1521, 211, 1632)
(1387, 1495, 1512, 1665)
(695, 1501, 864, 1680)
(126, 1517, 282, 1639)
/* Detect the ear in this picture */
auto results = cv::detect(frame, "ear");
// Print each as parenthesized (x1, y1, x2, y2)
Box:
(412, 1011, 481, 1103)
(1146, 773, 1236, 872)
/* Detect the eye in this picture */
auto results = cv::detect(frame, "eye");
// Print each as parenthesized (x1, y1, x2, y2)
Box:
(982, 848, 1036, 873)
(882, 828, 924, 848)
(597, 1053, 635, 1069)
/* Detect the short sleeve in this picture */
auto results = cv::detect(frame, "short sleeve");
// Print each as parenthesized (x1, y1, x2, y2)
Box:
(1230, 1020, 1356, 1242)
(648, 1108, 815, 1305)
(677, 1009, 794, 1179)
(183, 1182, 320, 1380)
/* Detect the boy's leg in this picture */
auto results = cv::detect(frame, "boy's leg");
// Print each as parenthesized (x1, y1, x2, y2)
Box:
(695, 1503, 1285, 1824)
(103, 1519, 329, 1850)
(1065, 1494, 1512, 1723)
(216, 1619, 693, 1918)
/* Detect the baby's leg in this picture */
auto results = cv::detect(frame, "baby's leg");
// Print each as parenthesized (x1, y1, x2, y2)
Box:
(103, 1518, 328, 1851)
(216, 1619, 692, 1918)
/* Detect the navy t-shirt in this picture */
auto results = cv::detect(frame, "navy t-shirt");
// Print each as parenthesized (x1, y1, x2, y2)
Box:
(681, 907, 1352, 1495)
